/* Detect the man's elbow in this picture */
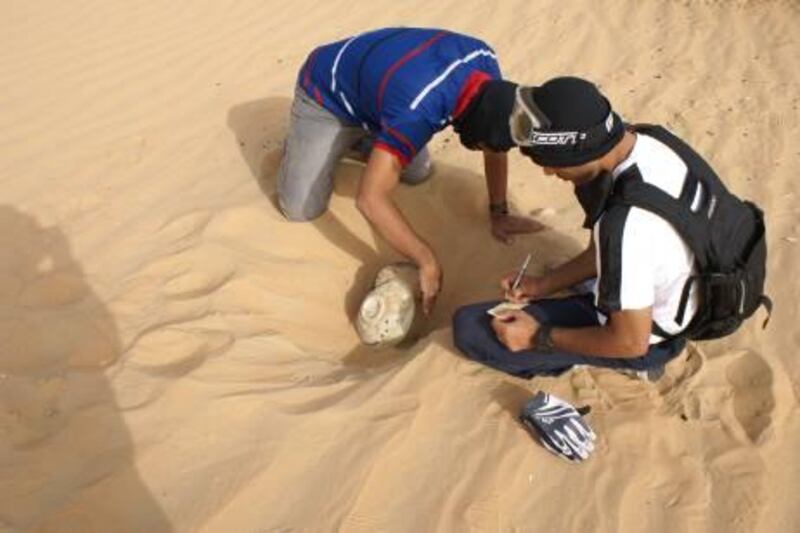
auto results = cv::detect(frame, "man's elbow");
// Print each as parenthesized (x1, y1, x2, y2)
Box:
(617, 336, 650, 358)
(608, 311, 652, 358)
(356, 192, 379, 220)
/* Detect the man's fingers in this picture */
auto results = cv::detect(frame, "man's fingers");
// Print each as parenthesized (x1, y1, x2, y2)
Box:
(506, 290, 530, 304)
(493, 310, 521, 325)
(490, 315, 515, 344)
(500, 273, 518, 291)
(497, 232, 512, 245)
(490, 316, 510, 335)
(422, 292, 436, 315)
(510, 217, 548, 234)
(500, 226, 514, 244)
(522, 219, 548, 233)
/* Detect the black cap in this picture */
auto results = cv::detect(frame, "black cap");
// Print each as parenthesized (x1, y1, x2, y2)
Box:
(454, 80, 517, 152)
(519, 77, 624, 167)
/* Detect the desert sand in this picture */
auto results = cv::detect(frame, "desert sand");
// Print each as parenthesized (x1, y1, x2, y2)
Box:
(1, 1, 799, 531)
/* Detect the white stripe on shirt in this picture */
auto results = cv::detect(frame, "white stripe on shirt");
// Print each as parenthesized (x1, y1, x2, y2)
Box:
(331, 35, 360, 93)
(339, 91, 356, 116)
(409, 49, 497, 110)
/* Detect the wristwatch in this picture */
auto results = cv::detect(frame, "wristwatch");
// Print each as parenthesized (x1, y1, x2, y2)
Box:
(489, 200, 509, 217)
(532, 324, 555, 353)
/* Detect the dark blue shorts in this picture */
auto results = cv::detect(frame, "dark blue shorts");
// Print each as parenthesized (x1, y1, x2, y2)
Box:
(452, 294, 686, 379)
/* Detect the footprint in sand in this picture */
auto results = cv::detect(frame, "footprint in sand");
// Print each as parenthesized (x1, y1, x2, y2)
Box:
(725, 351, 775, 443)
(655, 343, 705, 404)
(671, 347, 775, 444)
(565, 343, 705, 414)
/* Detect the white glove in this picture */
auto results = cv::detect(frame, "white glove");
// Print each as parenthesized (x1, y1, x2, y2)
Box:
(520, 391, 596, 463)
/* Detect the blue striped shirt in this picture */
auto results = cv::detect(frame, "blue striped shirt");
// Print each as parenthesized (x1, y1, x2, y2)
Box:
(298, 27, 502, 166)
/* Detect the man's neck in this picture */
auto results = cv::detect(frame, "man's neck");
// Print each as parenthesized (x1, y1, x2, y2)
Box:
(600, 130, 637, 174)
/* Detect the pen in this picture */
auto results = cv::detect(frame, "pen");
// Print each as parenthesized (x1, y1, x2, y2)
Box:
(510, 253, 532, 294)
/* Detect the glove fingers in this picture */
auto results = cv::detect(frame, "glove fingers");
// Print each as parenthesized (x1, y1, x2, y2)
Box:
(570, 418, 597, 443)
(538, 434, 562, 456)
(544, 430, 578, 460)
(521, 415, 568, 457)
(564, 424, 594, 455)
(554, 428, 587, 461)
(539, 433, 579, 462)
(570, 415, 595, 436)
(523, 392, 597, 463)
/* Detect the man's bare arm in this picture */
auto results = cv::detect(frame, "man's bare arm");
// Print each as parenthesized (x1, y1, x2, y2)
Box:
(356, 148, 441, 312)
(483, 149, 508, 205)
(550, 307, 653, 358)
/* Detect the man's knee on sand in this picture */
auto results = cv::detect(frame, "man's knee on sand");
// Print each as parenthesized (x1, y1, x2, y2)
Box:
(278, 150, 433, 221)
(451, 303, 489, 360)
(399, 144, 434, 186)
(400, 155, 433, 186)
(276, 150, 333, 222)
(277, 190, 328, 222)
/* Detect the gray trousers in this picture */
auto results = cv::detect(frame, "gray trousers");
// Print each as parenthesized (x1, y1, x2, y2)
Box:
(277, 87, 432, 221)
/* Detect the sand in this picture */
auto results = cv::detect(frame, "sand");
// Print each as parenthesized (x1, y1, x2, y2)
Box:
(1, 1, 799, 531)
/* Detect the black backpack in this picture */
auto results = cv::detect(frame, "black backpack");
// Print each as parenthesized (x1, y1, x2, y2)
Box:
(608, 124, 772, 341)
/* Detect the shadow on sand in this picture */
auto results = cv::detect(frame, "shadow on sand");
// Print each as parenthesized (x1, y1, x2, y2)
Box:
(0, 206, 172, 531)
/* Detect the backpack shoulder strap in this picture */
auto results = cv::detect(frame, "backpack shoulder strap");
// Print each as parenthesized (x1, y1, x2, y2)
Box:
(632, 124, 715, 173)
(611, 175, 711, 270)
(632, 123, 729, 196)
(610, 166, 708, 335)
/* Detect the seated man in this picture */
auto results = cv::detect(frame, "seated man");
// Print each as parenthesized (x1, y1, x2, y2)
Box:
(453, 77, 696, 378)
(278, 27, 539, 314)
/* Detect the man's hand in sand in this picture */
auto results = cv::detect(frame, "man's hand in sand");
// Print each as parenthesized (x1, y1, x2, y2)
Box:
(491, 310, 540, 352)
(500, 273, 549, 303)
(490, 213, 545, 245)
(419, 260, 442, 315)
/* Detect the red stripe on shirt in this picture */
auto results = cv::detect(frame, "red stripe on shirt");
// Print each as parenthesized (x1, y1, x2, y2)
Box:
(373, 141, 411, 167)
(302, 48, 320, 89)
(382, 122, 418, 159)
(376, 31, 448, 112)
(453, 70, 492, 119)
(313, 86, 323, 106)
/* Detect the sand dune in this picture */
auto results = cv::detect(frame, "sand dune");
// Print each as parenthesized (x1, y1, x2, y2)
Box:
(1, 1, 799, 531)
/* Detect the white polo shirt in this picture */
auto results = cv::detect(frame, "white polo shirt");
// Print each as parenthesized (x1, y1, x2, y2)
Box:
(592, 133, 699, 343)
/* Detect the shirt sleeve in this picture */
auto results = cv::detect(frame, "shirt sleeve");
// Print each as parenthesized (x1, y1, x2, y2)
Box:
(595, 207, 656, 313)
(373, 115, 436, 167)
(485, 53, 502, 81)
